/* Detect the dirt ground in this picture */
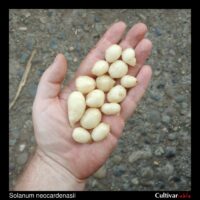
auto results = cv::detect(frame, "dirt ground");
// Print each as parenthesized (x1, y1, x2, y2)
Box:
(9, 9, 191, 191)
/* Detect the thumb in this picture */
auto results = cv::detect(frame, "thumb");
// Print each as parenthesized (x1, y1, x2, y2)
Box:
(36, 54, 67, 99)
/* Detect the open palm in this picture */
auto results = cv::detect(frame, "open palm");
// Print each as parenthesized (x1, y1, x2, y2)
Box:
(32, 22, 152, 180)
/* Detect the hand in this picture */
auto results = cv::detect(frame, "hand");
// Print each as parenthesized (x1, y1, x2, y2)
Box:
(32, 21, 152, 183)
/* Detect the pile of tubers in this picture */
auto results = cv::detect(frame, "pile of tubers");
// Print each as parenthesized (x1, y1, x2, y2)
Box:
(68, 44, 137, 143)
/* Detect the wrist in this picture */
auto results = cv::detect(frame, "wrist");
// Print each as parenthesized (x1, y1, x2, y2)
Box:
(35, 148, 86, 191)
(14, 148, 86, 191)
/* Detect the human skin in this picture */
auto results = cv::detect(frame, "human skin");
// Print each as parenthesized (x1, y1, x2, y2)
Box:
(14, 21, 152, 191)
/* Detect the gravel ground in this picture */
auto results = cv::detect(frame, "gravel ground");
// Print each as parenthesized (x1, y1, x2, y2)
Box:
(9, 9, 191, 191)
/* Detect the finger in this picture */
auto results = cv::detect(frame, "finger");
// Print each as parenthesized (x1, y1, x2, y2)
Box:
(121, 65, 152, 120)
(36, 54, 67, 99)
(128, 38, 152, 77)
(120, 22, 148, 49)
(102, 115, 125, 139)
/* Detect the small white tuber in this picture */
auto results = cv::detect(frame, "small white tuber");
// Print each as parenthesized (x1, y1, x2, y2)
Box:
(72, 127, 91, 143)
(101, 103, 121, 115)
(86, 89, 105, 108)
(75, 76, 96, 94)
(108, 60, 128, 78)
(122, 48, 136, 67)
(80, 108, 102, 129)
(68, 91, 86, 127)
(120, 75, 137, 88)
(107, 85, 126, 103)
(91, 60, 109, 76)
(96, 75, 116, 92)
(91, 122, 110, 142)
(105, 44, 122, 63)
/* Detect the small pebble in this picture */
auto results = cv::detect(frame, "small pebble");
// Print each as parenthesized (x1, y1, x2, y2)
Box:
(26, 37, 35, 51)
(91, 179, 97, 187)
(19, 144, 26, 152)
(154, 146, 165, 156)
(171, 176, 181, 182)
(157, 82, 165, 89)
(140, 180, 154, 187)
(175, 95, 185, 103)
(23, 120, 32, 129)
(9, 162, 15, 171)
(47, 10, 54, 17)
(154, 70, 161, 76)
(31, 136, 35, 144)
(155, 181, 165, 189)
(148, 110, 160, 123)
(49, 38, 58, 49)
(173, 126, 179, 131)
(27, 83, 37, 97)
(150, 93, 161, 101)
(131, 177, 139, 185)
(9, 139, 16, 146)
(181, 70, 185, 75)
(81, 12, 87, 18)
(69, 46, 74, 51)
(19, 27, 27, 31)
(24, 12, 31, 18)
(169, 49, 175, 56)
(95, 23, 103, 33)
(20, 52, 29, 64)
(181, 102, 188, 109)
(163, 163, 174, 176)
(128, 150, 152, 163)
(58, 32, 66, 40)
(154, 27, 162, 36)
(166, 87, 176, 98)
(83, 25, 90, 32)
(112, 155, 122, 164)
(165, 146, 176, 158)
(39, 17, 48, 24)
(39, 24, 45, 31)
(73, 57, 78, 63)
(168, 133, 177, 141)
(113, 165, 126, 177)
(153, 160, 160, 166)
(178, 58, 182, 63)
(162, 115, 171, 124)
(138, 14, 146, 20)
(122, 183, 132, 191)
(17, 152, 28, 165)
(93, 165, 107, 179)
(47, 23, 57, 34)
(140, 167, 154, 178)
(94, 16, 101, 22)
